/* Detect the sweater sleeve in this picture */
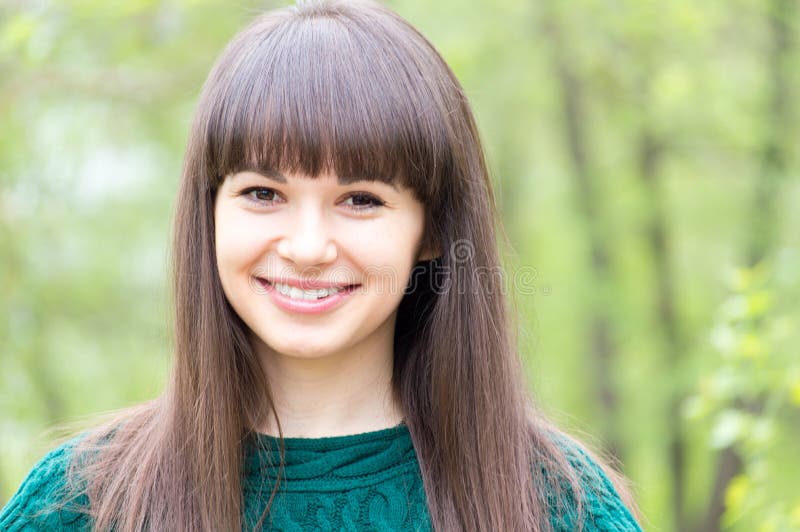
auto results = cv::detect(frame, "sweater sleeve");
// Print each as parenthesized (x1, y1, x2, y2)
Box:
(0, 436, 91, 531)
(550, 441, 642, 532)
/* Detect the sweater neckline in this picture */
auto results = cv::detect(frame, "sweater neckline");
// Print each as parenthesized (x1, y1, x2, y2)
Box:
(242, 422, 419, 492)
(251, 421, 408, 449)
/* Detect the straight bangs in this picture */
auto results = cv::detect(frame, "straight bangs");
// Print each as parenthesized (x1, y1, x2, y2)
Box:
(200, 7, 455, 204)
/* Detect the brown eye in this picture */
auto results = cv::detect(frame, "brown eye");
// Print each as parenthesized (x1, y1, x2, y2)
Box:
(241, 187, 281, 205)
(342, 193, 384, 211)
(254, 189, 276, 201)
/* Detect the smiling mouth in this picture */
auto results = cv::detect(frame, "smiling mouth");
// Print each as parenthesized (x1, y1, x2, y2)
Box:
(257, 278, 360, 301)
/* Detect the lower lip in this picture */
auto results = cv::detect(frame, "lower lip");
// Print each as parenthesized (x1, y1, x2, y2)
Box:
(256, 278, 359, 315)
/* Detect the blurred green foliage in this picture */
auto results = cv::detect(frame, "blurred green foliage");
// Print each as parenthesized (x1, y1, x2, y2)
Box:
(1, 1, 798, 531)
(686, 260, 800, 531)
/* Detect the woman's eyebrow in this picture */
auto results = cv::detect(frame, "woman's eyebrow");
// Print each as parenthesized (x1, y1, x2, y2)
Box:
(232, 169, 287, 183)
(234, 169, 399, 190)
(333, 173, 399, 190)
(344, 178, 399, 191)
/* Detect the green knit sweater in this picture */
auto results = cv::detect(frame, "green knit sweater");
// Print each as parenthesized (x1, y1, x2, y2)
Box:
(0, 423, 641, 531)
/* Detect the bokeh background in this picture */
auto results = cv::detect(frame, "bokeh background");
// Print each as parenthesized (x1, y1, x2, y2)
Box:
(2, 1, 799, 530)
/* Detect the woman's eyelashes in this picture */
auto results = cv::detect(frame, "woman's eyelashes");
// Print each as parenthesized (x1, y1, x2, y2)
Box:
(241, 187, 282, 205)
(340, 192, 386, 211)
(239, 187, 386, 213)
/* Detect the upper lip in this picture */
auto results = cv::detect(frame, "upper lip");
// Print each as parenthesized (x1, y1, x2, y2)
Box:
(258, 277, 358, 290)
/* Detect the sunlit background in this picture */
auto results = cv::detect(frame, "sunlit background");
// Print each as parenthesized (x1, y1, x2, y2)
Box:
(2, 1, 799, 530)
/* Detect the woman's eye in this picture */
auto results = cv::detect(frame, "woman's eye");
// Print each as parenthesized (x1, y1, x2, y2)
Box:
(241, 187, 281, 205)
(342, 193, 385, 211)
(239, 188, 383, 212)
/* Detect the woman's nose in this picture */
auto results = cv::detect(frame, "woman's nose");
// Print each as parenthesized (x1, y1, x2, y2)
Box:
(275, 208, 337, 268)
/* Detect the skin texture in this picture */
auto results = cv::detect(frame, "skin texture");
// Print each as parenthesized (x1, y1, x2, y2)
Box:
(214, 171, 431, 437)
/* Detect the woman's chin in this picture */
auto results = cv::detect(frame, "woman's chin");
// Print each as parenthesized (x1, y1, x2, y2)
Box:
(257, 337, 343, 361)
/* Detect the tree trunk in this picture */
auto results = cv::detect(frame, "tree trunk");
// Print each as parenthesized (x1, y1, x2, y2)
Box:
(637, 123, 688, 531)
(705, 1, 794, 530)
(747, 0, 792, 266)
(541, 5, 623, 462)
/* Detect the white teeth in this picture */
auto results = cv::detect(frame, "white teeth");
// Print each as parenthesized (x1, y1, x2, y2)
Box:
(273, 283, 343, 300)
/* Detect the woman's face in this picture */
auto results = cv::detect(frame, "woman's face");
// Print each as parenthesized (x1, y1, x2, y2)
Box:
(214, 170, 429, 360)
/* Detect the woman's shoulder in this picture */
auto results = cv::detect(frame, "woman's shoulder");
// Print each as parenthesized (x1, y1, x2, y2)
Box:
(0, 434, 91, 531)
(544, 431, 642, 532)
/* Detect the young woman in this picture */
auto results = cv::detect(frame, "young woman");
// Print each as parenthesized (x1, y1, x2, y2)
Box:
(1, 1, 642, 530)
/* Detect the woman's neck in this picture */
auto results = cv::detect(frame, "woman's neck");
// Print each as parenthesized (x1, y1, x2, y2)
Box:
(252, 332, 404, 438)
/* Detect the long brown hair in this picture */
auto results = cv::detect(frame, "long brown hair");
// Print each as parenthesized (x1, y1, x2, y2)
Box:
(63, 1, 638, 530)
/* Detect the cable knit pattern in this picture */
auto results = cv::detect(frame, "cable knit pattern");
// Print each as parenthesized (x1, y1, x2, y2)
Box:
(0, 435, 90, 531)
(0, 423, 641, 531)
(241, 424, 430, 531)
